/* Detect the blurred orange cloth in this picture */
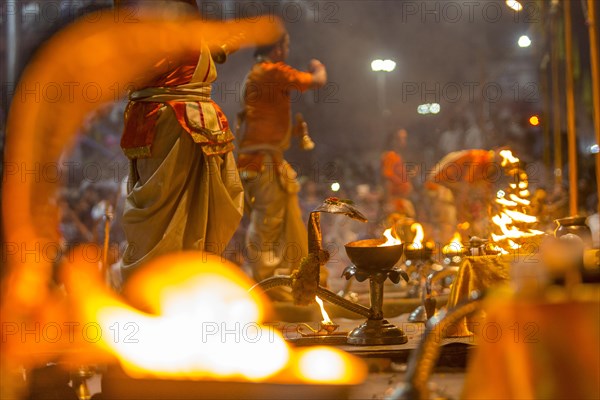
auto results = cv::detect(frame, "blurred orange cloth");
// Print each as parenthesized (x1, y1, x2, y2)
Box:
(240, 61, 313, 147)
(381, 150, 413, 197)
(238, 61, 313, 172)
(463, 294, 600, 399)
(235, 59, 314, 285)
(381, 150, 415, 217)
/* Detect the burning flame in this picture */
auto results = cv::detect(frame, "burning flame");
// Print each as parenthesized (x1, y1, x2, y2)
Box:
(379, 228, 402, 247)
(509, 193, 530, 206)
(490, 150, 544, 253)
(66, 252, 288, 381)
(408, 223, 424, 249)
(4, 250, 366, 385)
(496, 197, 518, 207)
(315, 296, 333, 325)
(499, 149, 519, 166)
(442, 232, 464, 255)
(294, 347, 366, 384)
(504, 209, 537, 223)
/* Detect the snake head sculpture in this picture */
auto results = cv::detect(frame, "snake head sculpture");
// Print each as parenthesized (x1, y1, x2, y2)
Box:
(291, 198, 367, 305)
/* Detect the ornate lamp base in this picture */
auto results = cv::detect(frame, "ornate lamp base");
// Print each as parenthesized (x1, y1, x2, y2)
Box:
(347, 319, 408, 345)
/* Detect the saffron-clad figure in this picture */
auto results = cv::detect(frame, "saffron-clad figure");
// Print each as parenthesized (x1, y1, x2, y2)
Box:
(120, 36, 244, 280)
(381, 128, 416, 218)
(237, 33, 327, 291)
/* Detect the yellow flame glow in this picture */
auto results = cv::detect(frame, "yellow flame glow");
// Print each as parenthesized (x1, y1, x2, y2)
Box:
(295, 347, 367, 384)
(315, 296, 332, 324)
(457, 221, 470, 230)
(442, 232, 464, 255)
(491, 212, 540, 241)
(496, 197, 518, 207)
(491, 244, 510, 255)
(409, 223, 424, 249)
(509, 194, 530, 206)
(379, 228, 402, 247)
(66, 253, 288, 381)
(504, 209, 537, 223)
(507, 239, 521, 250)
(489, 150, 543, 253)
(499, 149, 519, 166)
(60, 252, 365, 384)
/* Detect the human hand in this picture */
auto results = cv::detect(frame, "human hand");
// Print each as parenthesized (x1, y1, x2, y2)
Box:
(309, 59, 325, 71)
(309, 59, 327, 86)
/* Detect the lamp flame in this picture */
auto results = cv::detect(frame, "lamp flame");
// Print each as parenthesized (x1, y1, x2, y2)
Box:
(490, 150, 544, 253)
(408, 223, 424, 249)
(315, 296, 333, 325)
(4, 250, 366, 385)
(509, 193, 530, 206)
(499, 149, 519, 166)
(442, 231, 464, 255)
(379, 228, 402, 247)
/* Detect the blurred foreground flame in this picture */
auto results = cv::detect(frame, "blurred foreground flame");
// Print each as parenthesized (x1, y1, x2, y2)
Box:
(62, 252, 365, 383)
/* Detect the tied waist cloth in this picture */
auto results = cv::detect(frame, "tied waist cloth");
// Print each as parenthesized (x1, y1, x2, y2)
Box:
(121, 81, 234, 159)
(237, 146, 299, 195)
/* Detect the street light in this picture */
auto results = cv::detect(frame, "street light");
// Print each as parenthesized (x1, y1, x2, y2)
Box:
(518, 35, 531, 47)
(371, 59, 396, 116)
(505, 0, 523, 12)
(371, 59, 396, 72)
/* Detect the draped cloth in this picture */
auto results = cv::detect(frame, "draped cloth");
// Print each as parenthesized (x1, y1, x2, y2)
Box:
(120, 45, 243, 278)
(241, 155, 307, 282)
(237, 60, 313, 284)
(462, 294, 600, 399)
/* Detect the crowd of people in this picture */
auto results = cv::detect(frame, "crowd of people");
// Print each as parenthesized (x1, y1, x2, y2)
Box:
(55, 139, 598, 293)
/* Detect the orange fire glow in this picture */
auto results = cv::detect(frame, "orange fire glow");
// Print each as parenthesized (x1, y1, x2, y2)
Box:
(499, 149, 519, 166)
(490, 150, 544, 253)
(379, 228, 402, 247)
(442, 232, 464, 255)
(59, 252, 366, 384)
(409, 223, 425, 249)
(293, 347, 366, 384)
(315, 296, 333, 325)
(63, 252, 286, 381)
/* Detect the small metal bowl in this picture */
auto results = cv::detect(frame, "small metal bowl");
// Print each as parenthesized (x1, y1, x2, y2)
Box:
(344, 239, 404, 271)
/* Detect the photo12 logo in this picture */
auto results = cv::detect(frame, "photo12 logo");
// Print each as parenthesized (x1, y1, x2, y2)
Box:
(1, 321, 139, 344)
(1, 1, 139, 24)
(400, 1, 540, 24)
(200, 1, 340, 24)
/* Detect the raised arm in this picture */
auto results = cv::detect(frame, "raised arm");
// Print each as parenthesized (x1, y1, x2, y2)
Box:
(308, 59, 327, 88)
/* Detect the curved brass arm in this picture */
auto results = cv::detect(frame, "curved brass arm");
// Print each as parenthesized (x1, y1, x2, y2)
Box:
(249, 276, 372, 318)
(391, 292, 484, 400)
